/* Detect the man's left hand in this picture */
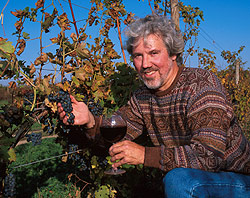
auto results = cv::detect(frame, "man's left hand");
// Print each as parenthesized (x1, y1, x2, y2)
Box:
(109, 140, 145, 169)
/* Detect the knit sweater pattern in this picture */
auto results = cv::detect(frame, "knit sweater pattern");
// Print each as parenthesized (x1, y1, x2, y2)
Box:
(118, 67, 250, 174)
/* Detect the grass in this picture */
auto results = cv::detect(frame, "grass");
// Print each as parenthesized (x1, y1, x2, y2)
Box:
(9, 138, 77, 197)
(0, 100, 8, 106)
(0, 100, 8, 112)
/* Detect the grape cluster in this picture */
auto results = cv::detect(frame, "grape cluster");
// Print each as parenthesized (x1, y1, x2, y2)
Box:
(4, 173, 16, 197)
(82, 97, 104, 116)
(47, 86, 76, 133)
(42, 116, 55, 134)
(48, 89, 75, 125)
(26, 132, 42, 146)
(68, 144, 88, 171)
(68, 144, 80, 161)
(1, 105, 23, 126)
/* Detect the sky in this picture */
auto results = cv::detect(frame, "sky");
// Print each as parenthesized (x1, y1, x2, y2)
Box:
(0, 0, 250, 86)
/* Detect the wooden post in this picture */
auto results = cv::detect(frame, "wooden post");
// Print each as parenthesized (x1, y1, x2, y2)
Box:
(170, 0, 180, 30)
(236, 59, 240, 85)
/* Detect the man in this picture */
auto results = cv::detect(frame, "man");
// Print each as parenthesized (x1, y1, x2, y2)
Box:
(58, 15, 250, 197)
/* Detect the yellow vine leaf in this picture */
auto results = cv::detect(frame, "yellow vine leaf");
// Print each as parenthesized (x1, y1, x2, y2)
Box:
(62, 152, 68, 163)
(45, 98, 57, 113)
(8, 148, 16, 162)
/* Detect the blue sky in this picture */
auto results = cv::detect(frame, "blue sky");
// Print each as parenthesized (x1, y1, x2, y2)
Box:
(1, 0, 250, 86)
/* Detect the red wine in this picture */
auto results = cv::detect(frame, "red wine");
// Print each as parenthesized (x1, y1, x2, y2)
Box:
(100, 126, 127, 143)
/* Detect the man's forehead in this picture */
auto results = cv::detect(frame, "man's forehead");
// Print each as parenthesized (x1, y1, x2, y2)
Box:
(134, 34, 164, 49)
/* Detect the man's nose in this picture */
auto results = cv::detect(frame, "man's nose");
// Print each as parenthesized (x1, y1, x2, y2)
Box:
(142, 55, 150, 68)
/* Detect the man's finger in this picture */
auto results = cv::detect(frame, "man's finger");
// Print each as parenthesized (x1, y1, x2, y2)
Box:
(70, 95, 77, 103)
(63, 117, 69, 125)
(109, 144, 125, 156)
(109, 141, 128, 153)
(59, 111, 65, 120)
(111, 152, 124, 162)
(112, 158, 126, 169)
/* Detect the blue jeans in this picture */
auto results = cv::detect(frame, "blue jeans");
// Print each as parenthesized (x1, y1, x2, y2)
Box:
(163, 168, 250, 198)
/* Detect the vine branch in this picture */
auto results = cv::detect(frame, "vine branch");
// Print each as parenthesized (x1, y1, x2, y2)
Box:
(0, 0, 10, 36)
(148, 0, 154, 14)
(68, 0, 79, 38)
(116, 16, 127, 64)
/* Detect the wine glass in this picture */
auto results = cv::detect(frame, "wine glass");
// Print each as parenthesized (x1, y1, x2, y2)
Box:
(100, 114, 127, 175)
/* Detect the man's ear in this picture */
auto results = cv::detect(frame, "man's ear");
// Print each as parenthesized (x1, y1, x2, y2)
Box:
(171, 55, 177, 61)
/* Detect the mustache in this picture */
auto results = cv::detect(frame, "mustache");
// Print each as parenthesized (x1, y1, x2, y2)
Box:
(140, 67, 158, 74)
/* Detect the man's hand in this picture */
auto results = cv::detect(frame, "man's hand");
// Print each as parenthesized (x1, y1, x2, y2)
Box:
(57, 95, 95, 128)
(109, 140, 145, 169)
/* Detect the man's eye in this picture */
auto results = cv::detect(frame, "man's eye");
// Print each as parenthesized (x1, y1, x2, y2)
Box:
(151, 51, 159, 55)
(133, 54, 141, 59)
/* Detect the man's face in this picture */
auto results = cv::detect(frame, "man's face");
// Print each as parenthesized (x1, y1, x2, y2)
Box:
(132, 34, 177, 91)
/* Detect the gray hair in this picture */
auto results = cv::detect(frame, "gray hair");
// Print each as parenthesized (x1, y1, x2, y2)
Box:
(125, 14, 185, 66)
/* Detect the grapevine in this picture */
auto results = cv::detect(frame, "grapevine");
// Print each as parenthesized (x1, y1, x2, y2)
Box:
(1, 0, 244, 197)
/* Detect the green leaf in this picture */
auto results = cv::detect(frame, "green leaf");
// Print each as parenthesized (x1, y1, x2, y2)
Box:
(95, 185, 114, 198)
(0, 39, 15, 59)
(0, 39, 15, 54)
(122, 164, 135, 169)
(23, 32, 30, 39)
(86, 81, 92, 86)
(93, 90, 104, 99)
(72, 76, 80, 87)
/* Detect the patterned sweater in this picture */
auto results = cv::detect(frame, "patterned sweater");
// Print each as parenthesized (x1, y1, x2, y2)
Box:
(88, 67, 250, 174)
(116, 67, 250, 174)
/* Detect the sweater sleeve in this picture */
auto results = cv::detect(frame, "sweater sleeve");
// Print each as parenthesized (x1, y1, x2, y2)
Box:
(84, 116, 101, 141)
(144, 87, 234, 172)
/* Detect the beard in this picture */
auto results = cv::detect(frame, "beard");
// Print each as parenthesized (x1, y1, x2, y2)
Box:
(139, 64, 173, 90)
(139, 73, 164, 89)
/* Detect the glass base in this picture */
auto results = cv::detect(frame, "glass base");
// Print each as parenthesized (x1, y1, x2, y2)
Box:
(104, 168, 126, 175)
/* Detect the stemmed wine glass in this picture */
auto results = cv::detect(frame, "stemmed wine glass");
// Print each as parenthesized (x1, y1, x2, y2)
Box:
(100, 114, 127, 175)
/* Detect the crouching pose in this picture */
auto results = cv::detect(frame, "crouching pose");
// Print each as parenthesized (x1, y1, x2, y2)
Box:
(58, 15, 250, 197)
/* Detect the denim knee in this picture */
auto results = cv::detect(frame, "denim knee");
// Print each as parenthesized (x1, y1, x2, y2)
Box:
(163, 168, 195, 198)
(163, 168, 250, 198)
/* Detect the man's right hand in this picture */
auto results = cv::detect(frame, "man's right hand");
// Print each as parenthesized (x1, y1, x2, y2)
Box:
(57, 95, 95, 128)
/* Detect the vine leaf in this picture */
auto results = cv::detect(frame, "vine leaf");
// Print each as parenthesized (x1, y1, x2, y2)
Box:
(0, 136, 15, 163)
(35, 0, 44, 10)
(72, 76, 80, 87)
(75, 68, 86, 81)
(45, 98, 57, 113)
(43, 76, 52, 95)
(76, 43, 90, 59)
(95, 185, 116, 198)
(0, 38, 15, 59)
(57, 13, 71, 31)
(23, 32, 30, 39)
(62, 152, 68, 163)
(29, 63, 36, 75)
(8, 147, 16, 162)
